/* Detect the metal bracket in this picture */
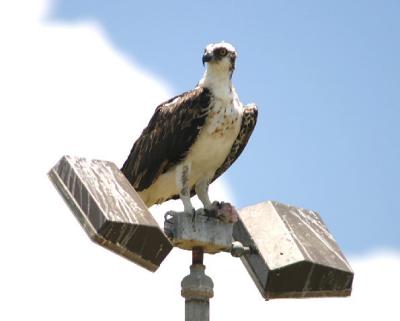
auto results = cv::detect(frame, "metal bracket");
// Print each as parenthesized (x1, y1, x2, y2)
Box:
(226, 241, 253, 257)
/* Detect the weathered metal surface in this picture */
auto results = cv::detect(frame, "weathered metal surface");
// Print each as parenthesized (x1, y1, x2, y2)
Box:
(181, 264, 214, 321)
(164, 210, 233, 253)
(233, 201, 354, 299)
(48, 155, 173, 272)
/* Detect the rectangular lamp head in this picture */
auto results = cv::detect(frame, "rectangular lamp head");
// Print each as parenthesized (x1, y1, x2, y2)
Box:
(233, 201, 354, 299)
(48, 155, 173, 272)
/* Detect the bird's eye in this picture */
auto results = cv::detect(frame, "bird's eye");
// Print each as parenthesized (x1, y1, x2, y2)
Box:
(219, 48, 227, 56)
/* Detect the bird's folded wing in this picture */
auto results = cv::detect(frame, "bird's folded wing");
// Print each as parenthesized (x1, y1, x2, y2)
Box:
(121, 87, 212, 191)
(212, 103, 258, 182)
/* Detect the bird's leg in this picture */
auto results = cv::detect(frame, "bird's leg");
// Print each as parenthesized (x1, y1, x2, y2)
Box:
(176, 163, 195, 215)
(180, 187, 195, 214)
(195, 179, 212, 209)
(196, 179, 220, 219)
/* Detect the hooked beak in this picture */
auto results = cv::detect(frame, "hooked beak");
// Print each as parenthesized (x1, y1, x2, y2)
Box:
(202, 52, 213, 66)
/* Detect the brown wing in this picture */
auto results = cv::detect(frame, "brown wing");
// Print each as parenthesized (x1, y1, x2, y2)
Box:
(212, 103, 258, 182)
(121, 87, 212, 191)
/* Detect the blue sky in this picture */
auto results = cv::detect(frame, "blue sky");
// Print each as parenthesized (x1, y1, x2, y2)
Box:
(51, 0, 400, 254)
(1, 1, 400, 319)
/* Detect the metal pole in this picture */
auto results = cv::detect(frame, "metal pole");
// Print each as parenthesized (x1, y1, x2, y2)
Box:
(181, 247, 214, 321)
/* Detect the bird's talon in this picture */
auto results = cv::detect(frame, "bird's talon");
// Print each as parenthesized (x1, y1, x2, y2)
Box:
(191, 209, 196, 223)
(203, 209, 212, 221)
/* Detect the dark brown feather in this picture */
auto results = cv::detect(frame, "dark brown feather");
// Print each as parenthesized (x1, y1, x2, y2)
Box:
(121, 87, 212, 191)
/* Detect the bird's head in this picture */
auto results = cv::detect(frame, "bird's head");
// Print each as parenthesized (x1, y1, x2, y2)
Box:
(202, 42, 237, 73)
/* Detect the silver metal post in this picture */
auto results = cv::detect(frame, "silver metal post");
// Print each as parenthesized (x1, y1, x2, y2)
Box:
(181, 248, 214, 321)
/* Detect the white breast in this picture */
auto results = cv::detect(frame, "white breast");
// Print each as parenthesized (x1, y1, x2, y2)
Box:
(185, 88, 243, 185)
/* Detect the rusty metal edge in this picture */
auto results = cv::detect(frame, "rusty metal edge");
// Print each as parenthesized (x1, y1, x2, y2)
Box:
(265, 288, 352, 300)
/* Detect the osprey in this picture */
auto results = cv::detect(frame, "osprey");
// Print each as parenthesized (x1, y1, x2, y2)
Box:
(122, 42, 257, 214)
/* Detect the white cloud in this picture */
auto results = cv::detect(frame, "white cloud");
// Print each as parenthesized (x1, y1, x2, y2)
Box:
(0, 1, 398, 321)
